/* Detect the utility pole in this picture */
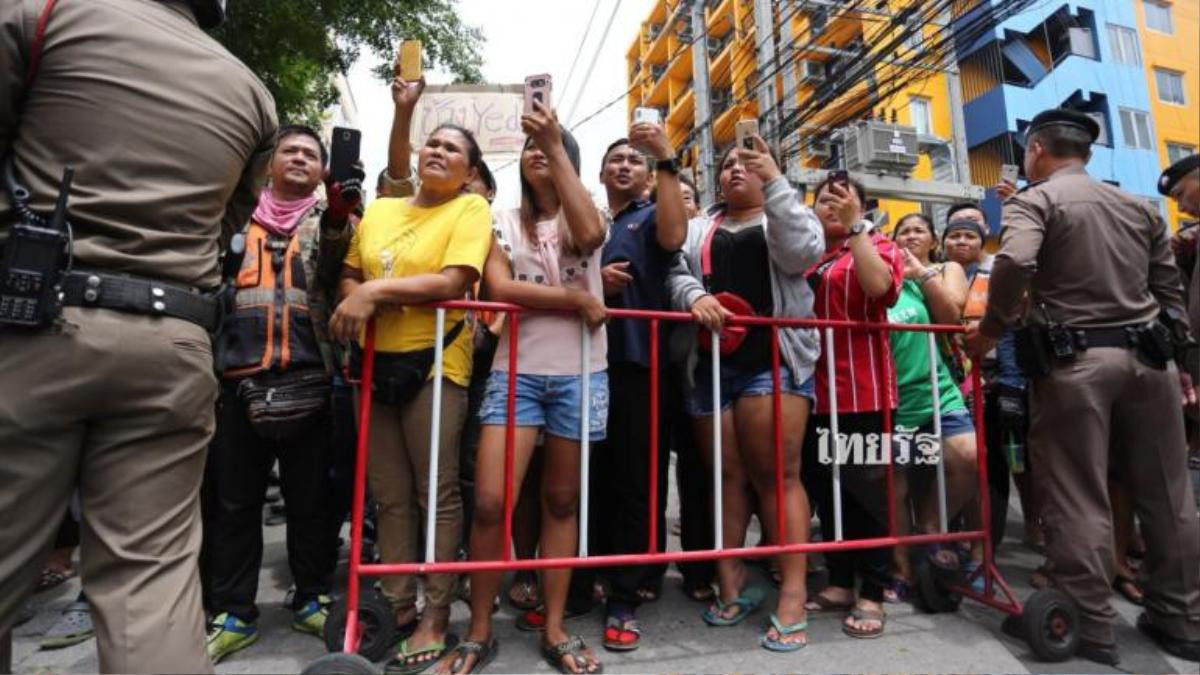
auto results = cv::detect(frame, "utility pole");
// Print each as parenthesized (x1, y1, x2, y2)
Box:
(690, 0, 716, 205)
(942, 9, 971, 185)
(752, 0, 778, 144)
(778, 0, 800, 183)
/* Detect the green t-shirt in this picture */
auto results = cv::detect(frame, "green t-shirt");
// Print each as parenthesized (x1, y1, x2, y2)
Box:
(888, 278, 966, 430)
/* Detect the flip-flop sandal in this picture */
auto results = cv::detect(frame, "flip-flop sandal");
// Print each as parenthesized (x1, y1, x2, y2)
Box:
(36, 567, 76, 593)
(386, 634, 460, 675)
(515, 605, 588, 632)
(507, 577, 539, 611)
(842, 606, 886, 639)
(542, 635, 603, 674)
(883, 578, 911, 604)
(702, 583, 767, 627)
(1113, 574, 1144, 605)
(439, 638, 498, 675)
(635, 582, 660, 603)
(804, 592, 854, 613)
(684, 583, 716, 603)
(923, 542, 963, 578)
(602, 608, 640, 652)
(760, 613, 807, 652)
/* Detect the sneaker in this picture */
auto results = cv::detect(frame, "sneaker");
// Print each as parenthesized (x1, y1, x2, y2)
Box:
(292, 595, 333, 637)
(206, 612, 258, 663)
(40, 601, 94, 650)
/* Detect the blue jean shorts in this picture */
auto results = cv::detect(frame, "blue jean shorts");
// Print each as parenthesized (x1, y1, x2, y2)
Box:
(930, 408, 975, 438)
(478, 371, 609, 441)
(688, 362, 815, 418)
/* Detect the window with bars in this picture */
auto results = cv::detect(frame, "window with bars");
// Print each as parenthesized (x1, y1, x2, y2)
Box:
(1106, 24, 1141, 66)
(1167, 142, 1197, 165)
(1144, 1, 1173, 34)
(1119, 108, 1153, 150)
(1155, 68, 1186, 104)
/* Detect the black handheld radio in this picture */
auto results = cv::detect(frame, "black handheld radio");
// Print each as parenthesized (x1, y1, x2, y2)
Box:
(0, 162, 73, 327)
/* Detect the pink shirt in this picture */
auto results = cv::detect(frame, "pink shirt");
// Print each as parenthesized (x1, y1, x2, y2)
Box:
(491, 207, 608, 375)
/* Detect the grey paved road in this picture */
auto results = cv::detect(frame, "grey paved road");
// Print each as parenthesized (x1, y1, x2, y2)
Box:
(13, 465, 1200, 674)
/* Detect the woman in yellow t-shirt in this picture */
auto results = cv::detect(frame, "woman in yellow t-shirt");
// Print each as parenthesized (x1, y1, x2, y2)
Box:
(330, 123, 492, 672)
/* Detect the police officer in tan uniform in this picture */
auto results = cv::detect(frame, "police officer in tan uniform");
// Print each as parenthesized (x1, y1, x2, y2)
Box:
(967, 109, 1200, 665)
(0, 1, 276, 672)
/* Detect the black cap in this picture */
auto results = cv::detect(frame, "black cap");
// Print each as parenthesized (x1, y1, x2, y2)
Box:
(1025, 108, 1100, 143)
(1159, 154, 1200, 196)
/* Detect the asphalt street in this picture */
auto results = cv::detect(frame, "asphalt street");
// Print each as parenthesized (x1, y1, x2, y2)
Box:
(12, 461, 1200, 674)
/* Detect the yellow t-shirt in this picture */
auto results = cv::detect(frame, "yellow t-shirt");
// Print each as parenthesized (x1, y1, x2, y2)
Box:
(344, 193, 492, 387)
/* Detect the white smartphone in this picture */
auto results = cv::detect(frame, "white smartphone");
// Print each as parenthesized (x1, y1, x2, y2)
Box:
(1001, 163, 1019, 184)
(524, 74, 552, 115)
(735, 119, 760, 151)
(634, 107, 661, 125)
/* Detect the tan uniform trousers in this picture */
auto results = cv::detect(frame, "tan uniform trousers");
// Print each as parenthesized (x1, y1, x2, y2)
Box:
(0, 308, 215, 674)
(1030, 346, 1200, 646)
(363, 379, 466, 611)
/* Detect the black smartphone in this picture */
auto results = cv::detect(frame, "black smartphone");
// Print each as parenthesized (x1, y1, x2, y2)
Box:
(828, 169, 849, 185)
(330, 127, 362, 186)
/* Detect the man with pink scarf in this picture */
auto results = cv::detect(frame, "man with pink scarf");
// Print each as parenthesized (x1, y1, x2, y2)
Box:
(199, 125, 364, 664)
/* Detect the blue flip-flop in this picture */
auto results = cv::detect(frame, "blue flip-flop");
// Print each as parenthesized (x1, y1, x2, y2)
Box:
(702, 584, 767, 627)
(760, 613, 807, 652)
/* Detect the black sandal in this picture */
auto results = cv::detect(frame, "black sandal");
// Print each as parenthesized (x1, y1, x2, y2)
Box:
(438, 638, 498, 675)
(542, 635, 603, 674)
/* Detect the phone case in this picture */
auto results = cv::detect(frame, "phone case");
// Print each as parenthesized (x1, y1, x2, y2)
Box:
(398, 40, 422, 81)
(524, 74, 552, 115)
(735, 120, 759, 149)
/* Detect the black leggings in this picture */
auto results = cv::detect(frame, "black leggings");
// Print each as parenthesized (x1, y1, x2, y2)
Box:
(801, 411, 893, 603)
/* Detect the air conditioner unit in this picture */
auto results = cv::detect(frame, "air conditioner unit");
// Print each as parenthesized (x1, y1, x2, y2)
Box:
(805, 140, 832, 158)
(799, 60, 826, 84)
(840, 120, 920, 175)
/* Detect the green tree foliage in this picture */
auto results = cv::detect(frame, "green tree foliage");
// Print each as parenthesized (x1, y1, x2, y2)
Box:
(213, 0, 484, 124)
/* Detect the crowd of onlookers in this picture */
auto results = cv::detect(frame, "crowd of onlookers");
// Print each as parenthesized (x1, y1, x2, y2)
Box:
(25, 65, 1200, 675)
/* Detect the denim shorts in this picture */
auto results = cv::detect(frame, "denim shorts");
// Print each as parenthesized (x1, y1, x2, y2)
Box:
(920, 408, 975, 438)
(478, 371, 609, 441)
(688, 362, 815, 418)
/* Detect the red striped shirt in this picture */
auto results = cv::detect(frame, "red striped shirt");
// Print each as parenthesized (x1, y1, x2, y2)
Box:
(808, 232, 904, 415)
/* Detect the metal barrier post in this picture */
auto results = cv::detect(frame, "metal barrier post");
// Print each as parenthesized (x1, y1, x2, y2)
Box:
(770, 325, 786, 544)
(502, 314, 520, 562)
(882, 329, 896, 538)
(424, 308, 446, 563)
(971, 367, 993, 595)
(927, 333, 948, 533)
(344, 322, 376, 654)
(648, 319, 660, 553)
(579, 324, 591, 558)
(824, 327, 844, 541)
(711, 329, 723, 550)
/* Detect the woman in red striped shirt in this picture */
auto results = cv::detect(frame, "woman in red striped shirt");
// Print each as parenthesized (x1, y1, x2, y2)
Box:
(800, 176, 904, 639)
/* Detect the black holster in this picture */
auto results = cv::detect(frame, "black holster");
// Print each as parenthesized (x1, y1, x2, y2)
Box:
(1013, 324, 1054, 377)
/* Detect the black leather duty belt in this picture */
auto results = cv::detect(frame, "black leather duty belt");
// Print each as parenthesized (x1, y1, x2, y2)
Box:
(1071, 326, 1138, 350)
(61, 270, 220, 333)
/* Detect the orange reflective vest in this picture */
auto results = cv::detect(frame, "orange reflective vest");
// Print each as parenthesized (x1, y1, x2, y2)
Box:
(221, 223, 324, 378)
(963, 267, 990, 322)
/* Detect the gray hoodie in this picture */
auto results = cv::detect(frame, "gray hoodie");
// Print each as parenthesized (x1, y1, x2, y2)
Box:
(667, 176, 825, 389)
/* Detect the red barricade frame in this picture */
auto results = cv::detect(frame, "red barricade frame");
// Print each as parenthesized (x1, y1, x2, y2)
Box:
(340, 300, 1024, 654)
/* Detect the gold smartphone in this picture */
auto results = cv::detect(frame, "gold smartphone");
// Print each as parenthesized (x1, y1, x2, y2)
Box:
(398, 40, 423, 81)
(735, 119, 760, 150)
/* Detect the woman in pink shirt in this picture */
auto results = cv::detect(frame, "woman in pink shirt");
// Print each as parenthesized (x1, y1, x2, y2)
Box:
(434, 103, 607, 675)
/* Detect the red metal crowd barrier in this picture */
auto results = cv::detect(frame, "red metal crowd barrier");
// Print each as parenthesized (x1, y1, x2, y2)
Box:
(338, 300, 1024, 655)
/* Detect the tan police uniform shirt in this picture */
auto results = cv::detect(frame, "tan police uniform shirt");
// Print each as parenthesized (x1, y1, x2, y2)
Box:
(0, 0, 277, 290)
(980, 164, 1186, 336)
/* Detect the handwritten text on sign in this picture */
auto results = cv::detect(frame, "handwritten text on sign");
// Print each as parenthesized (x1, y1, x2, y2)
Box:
(411, 86, 526, 156)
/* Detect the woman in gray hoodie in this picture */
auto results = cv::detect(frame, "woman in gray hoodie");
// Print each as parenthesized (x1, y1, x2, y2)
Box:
(667, 136, 824, 651)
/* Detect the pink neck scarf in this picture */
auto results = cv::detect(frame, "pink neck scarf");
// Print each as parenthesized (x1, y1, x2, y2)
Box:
(253, 188, 318, 236)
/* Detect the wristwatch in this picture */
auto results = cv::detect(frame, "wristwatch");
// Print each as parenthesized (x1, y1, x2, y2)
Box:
(849, 220, 869, 237)
(654, 158, 680, 175)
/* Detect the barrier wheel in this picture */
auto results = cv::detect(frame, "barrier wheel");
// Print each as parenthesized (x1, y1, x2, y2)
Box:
(323, 590, 396, 662)
(914, 557, 962, 614)
(301, 653, 381, 675)
(1022, 588, 1079, 662)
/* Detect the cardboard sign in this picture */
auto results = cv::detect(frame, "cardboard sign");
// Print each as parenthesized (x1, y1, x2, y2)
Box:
(410, 84, 526, 156)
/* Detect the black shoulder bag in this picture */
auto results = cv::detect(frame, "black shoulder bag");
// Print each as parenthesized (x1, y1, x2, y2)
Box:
(349, 318, 465, 406)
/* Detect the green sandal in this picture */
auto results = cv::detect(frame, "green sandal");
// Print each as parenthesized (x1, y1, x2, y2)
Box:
(702, 583, 767, 627)
(760, 613, 808, 652)
(385, 634, 459, 675)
